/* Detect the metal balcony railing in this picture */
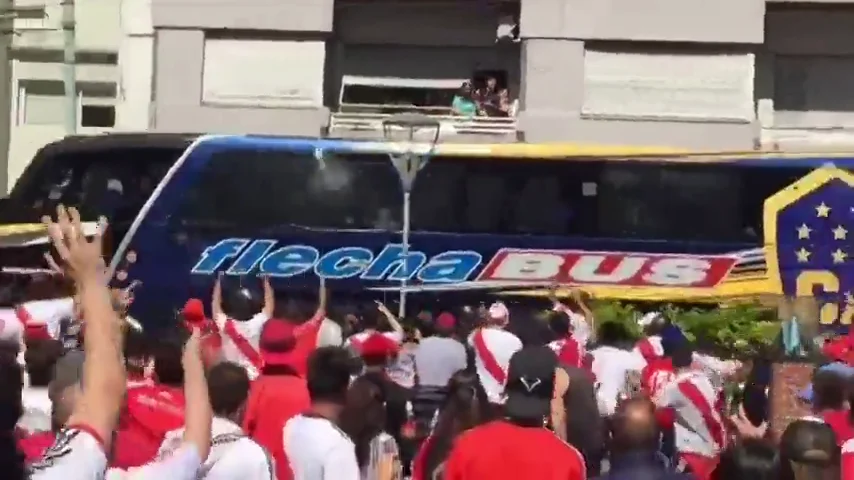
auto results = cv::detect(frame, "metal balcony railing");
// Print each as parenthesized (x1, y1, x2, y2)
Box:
(329, 103, 517, 137)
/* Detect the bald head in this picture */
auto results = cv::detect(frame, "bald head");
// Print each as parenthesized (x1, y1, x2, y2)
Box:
(611, 397, 659, 453)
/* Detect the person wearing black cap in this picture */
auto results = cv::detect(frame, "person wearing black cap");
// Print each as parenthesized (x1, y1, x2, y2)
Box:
(779, 419, 839, 480)
(443, 346, 586, 480)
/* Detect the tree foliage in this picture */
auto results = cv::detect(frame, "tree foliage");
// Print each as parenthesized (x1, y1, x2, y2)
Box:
(590, 301, 780, 359)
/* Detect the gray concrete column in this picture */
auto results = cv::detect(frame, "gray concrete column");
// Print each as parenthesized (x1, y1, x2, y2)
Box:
(0, 0, 11, 194)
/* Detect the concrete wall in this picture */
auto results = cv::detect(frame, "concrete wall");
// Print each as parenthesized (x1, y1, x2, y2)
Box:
(6, 0, 122, 192)
(149, 0, 333, 136)
(517, 0, 765, 149)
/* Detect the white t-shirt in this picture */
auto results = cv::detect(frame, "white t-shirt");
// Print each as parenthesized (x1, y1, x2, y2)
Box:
(105, 444, 204, 480)
(589, 345, 647, 415)
(20, 386, 52, 433)
(284, 414, 360, 480)
(29, 426, 108, 480)
(19, 298, 75, 339)
(0, 307, 24, 343)
(317, 319, 344, 347)
(466, 328, 523, 404)
(213, 312, 270, 379)
(154, 417, 273, 480)
(553, 304, 592, 347)
(660, 370, 725, 457)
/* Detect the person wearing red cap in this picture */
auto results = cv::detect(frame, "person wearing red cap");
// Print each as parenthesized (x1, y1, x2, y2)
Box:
(244, 319, 310, 480)
(345, 301, 405, 354)
(358, 331, 413, 470)
(181, 299, 222, 367)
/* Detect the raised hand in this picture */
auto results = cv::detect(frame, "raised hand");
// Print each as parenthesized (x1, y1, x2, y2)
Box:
(41, 206, 107, 285)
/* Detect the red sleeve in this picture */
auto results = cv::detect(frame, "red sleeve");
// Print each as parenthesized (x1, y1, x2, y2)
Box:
(410, 435, 434, 480)
(295, 310, 325, 336)
(843, 452, 854, 480)
(442, 436, 469, 480)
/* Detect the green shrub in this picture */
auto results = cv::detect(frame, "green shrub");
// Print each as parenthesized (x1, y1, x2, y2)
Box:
(589, 301, 780, 359)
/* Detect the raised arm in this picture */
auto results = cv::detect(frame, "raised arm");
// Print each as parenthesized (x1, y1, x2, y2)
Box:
(211, 272, 225, 322)
(180, 329, 212, 460)
(260, 275, 275, 319)
(315, 277, 327, 319)
(46, 208, 125, 445)
(375, 301, 403, 337)
(300, 278, 327, 331)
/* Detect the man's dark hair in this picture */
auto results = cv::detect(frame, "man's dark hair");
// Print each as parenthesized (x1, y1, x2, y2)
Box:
(152, 330, 186, 387)
(811, 369, 846, 411)
(610, 397, 659, 454)
(207, 362, 250, 417)
(779, 420, 839, 480)
(24, 339, 63, 387)
(670, 343, 695, 369)
(597, 321, 632, 348)
(307, 346, 355, 404)
(123, 328, 150, 376)
(713, 439, 778, 480)
(360, 303, 381, 330)
(548, 311, 571, 337)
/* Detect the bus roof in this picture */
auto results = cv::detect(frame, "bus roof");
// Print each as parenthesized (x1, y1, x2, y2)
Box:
(22, 133, 854, 170)
(191, 134, 854, 168)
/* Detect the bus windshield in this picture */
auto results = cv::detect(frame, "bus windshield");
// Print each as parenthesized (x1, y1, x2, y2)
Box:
(7, 146, 179, 223)
(174, 149, 809, 245)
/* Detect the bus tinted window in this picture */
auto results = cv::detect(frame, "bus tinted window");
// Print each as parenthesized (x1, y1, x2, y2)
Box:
(12, 147, 176, 223)
(178, 151, 402, 230)
(598, 164, 742, 241)
(411, 157, 601, 236)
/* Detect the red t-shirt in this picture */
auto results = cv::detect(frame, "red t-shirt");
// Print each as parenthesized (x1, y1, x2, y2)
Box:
(112, 383, 186, 469)
(287, 312, 324, 377)
(18, 430, 56, 464)
(244, 373, 311, 480)
(820, 409, 854, 446)
(444, 420, 586, 480)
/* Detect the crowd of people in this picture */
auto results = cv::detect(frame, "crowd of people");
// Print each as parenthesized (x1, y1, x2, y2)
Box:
(451, 76, 517, 118)
(3, 206, 854, 479)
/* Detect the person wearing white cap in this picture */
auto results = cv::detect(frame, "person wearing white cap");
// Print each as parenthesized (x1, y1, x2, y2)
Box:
(467, 301, 523, 406)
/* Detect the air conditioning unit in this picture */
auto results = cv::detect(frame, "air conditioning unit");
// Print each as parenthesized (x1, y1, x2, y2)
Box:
(496, 14, 519, 43)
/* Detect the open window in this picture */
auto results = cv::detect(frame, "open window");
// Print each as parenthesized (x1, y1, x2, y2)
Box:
(337, 75, 467, 115)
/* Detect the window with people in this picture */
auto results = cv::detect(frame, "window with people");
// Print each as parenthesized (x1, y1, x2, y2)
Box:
(451, 71, 517, 118)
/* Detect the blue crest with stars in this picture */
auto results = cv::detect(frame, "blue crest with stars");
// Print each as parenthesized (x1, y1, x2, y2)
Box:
(766, 167, 854, 329)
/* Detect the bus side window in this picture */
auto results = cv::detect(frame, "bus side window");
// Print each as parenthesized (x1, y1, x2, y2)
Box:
(176, 150, 400, 231)
(411, 160, 465, 232)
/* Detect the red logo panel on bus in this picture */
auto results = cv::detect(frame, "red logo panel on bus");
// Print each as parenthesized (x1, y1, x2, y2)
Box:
(476, 249, 738, 288)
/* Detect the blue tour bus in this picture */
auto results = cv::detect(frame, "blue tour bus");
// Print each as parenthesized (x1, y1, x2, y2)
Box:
(3, 133, 854, 330)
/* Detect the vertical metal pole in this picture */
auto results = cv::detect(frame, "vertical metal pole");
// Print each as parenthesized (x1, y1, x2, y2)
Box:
(0, 0, 13, 195)
(61, 0, 77, 134)
(399, 185, 411, 319)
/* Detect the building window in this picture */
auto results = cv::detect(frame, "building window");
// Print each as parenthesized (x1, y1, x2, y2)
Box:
(773, 55, 854, 128)
(18, 79, 117, 127)
(18, 80, 64, 125)
(81, 105, 115, 127)
(582, 46, 755, 122)
(201, 37, 325, 107)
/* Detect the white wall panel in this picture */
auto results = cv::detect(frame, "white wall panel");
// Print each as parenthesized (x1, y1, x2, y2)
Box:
(582, 50, 755, 121)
